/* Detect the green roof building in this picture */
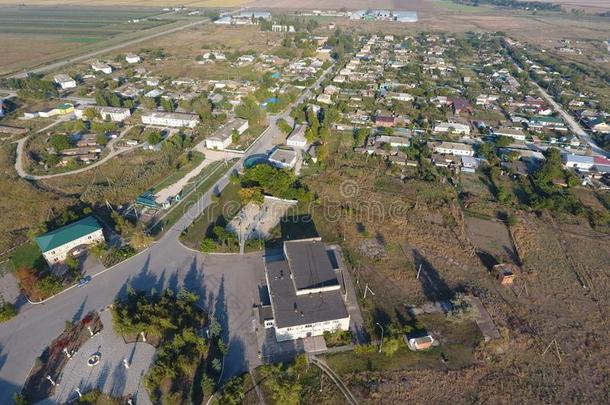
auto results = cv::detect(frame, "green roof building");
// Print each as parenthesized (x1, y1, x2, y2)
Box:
(35, 216, 104, 264)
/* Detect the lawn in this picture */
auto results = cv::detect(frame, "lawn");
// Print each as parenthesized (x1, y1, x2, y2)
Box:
(9, 242, 45, 271)
(150, 151, 205, 192)
(435, 0, 488, 13)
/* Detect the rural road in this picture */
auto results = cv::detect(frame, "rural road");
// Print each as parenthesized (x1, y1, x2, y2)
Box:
(0, 63, 334, 404)
(14, 124, 142, 180)
(5, 8, 244, 79)
(532, 81, 609, 158)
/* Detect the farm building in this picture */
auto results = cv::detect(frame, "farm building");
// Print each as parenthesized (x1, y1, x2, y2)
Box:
(35, 216, 105, 265)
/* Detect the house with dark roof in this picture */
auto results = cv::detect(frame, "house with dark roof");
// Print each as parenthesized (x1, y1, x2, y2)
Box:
(452, 97, 473, 115)
(35, 216, 105, 264)
(264, 239, 350, 342)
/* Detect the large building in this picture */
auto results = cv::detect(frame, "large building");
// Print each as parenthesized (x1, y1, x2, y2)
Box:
(75, 105, 131, 122)
(35, 216, 105, 265)
(141, 111, 200, 128)
(268, 148, 297, 169)
(205, 118, 248, 150)
(264, 239, 350, 342)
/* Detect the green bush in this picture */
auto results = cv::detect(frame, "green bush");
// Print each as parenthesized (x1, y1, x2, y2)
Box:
(0, 302, 17, 323)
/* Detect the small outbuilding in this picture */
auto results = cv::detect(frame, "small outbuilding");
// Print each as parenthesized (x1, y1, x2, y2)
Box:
(493, 263, 518, 285)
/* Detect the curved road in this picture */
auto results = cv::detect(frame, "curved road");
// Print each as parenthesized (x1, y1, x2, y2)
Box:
(0, 64, 333, 403)
(14, 124, 141, 180)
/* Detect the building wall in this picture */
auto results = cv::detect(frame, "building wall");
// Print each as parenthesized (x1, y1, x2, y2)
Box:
(274, 316, 350, 342)
(42, 229, 105, 264)
(205, 137, 231, 150)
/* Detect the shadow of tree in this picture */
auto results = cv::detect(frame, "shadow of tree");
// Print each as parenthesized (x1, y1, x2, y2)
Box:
(412, 249, 454, 302)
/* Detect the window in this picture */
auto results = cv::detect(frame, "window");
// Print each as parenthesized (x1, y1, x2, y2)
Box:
(305, 324, 313, 328)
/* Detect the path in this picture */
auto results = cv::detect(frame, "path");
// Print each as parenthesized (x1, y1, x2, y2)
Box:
(15, 125, 141, 180)
(310, 356, 359, 405)
(154, 149, 241, 204)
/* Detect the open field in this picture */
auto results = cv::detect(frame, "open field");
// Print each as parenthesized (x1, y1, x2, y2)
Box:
(0, 6, 175, 75)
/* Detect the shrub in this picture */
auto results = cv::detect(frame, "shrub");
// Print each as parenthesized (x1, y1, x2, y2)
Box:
(0, 301, 17, 323)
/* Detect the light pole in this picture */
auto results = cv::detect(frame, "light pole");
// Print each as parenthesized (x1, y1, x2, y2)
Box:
(376, 322, 384, 353)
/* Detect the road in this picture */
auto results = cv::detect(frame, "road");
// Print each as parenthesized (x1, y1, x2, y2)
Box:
(14, 124, 142, 180)
(0, 63, 334, 403)
(532, 82, 609, 158)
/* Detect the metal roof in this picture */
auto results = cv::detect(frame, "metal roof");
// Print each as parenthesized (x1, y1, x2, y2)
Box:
(35, 216, 102, 253)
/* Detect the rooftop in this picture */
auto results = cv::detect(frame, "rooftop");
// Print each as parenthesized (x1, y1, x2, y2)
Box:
(35, 216, 102, 253)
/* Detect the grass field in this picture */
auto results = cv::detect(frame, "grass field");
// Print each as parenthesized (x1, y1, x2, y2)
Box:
(0, 5, 171, 74)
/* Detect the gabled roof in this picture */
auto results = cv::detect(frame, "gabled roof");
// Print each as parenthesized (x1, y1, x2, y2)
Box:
(35, 216, 102, 253)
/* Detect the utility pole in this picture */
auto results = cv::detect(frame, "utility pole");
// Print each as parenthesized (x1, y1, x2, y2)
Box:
(376, 322, 384, 353)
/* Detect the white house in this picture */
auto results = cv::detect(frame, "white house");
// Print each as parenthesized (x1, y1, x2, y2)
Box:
(125, 54, 141, 64)
(563, 154, 594, 171)
(493, 127, 526, 141)
(434, 122, 471, 136)
(54, 74, 77, 90)
(388, 92, 414, 102)
(91, 62, 112, 74)
(432, 141, 475, 157)
(287, 125, 307, 149)
(35, 216, 105, 265)
(264, 239, 350, 342)
(141, 111, 199, 128)
(75, 106, 131, 122)
(205, 118, 248, 150)
(268, 148, 297, 169)
(316, 93, 332, 105)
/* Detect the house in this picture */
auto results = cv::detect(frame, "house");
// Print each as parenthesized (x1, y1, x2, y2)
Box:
(54, 74, 77, 90)
(431, 141, 474, 157)
(125, 54, 141, 64)
(528, 115, 566, 131)
(141, 111, 199, 128)
(405, 334, 435, 351)
(493, 263, 518, 286)
(452, 97, 472, 115)
(75, 105, 131, 122)
(205, 118, 248, 150)
(316, 94, 332, 105)
(493, 127, 526, 141)
(91, 62, 112, 74)
(268, 148, 298, 169)
(387, 92, 414, 102)
(374, 111, 395, 128)
(287, 125, 308, 149)
(38, 103, 74, 118)
(35, 216, 105, 265)
(264, 239, 350, 342)
(563, 154, 594, 171)
(584, 117, 610, 134)
(434, 122, 471, 136)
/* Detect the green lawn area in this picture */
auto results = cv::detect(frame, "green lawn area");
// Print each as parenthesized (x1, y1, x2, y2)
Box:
(149, 159, 237, 237)
(151, 151, 205, 192)
(230, 125, 267, 152)
(9, 242, 45, 271)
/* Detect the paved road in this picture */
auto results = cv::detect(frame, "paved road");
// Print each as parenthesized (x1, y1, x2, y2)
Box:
(0, 63, 333, 403)
(14, 124, 141, 180)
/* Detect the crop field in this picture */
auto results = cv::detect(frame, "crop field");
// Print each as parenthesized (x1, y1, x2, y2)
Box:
(0, 6, 170, 74)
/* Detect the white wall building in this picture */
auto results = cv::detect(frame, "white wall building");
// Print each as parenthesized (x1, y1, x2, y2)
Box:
(54, 74, 77, 90)
(287, 125, 307, 149)
(141, 111, 199, 128)
(125, 54, 141, 64)
(268, 148, 297, 169)
(35, 216, 105, 264)
(91, 62, 112, 74)
(434, 122, 471, 136)
(432, 141, 475, 157)
(493, 127, 526, 141)
(205, 118, 248, 150)
(75, 106, 131, 122)
(265, 239, 350, 342)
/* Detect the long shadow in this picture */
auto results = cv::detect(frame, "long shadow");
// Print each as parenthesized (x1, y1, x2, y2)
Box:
(220, 337, 246, 385)
(168, 271, 179, 294)
(213, 276, 229, 344)
(128, 254, 157, 291)
(412, 249, 454, 302)
(109, 359, 127, 398)
(154, 268, 167, 294)
(184, 255, 206, 307)
(72, 297, 88, 323)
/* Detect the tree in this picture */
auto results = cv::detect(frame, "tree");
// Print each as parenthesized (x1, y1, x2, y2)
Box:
(161, 97, 175, 112)
(96, 133, 108, 146)
(49, 134, 71, 151)
(147, 131, 162, 145)
(277, 118, 293, 134)
(212, 358, 222, 372)
(0, 301, 17, 323)
(494, 135, 513, 148)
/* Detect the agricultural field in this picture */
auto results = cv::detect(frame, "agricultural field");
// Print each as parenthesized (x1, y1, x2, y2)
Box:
(0, 6, 171, 75)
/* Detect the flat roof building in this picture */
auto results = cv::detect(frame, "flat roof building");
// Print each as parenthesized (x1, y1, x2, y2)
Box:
(141, 111, 199, 128)
(205, 118, 248, 150)
(268, 148, 297, 169)
(265, 239, 350, 342)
